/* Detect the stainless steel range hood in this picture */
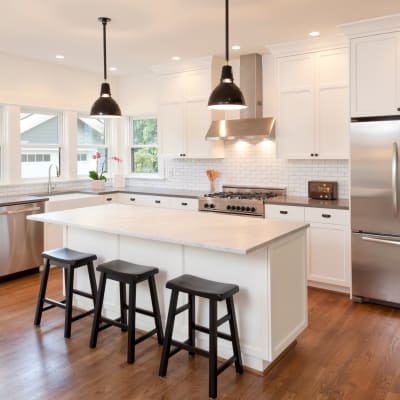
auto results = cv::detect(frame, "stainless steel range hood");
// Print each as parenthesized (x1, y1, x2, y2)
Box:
(206, 54, 275, 141)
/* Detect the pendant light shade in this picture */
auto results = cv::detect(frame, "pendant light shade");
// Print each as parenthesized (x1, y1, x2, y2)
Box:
(90, 17, 122, 118)
(208, 0, 246, 110)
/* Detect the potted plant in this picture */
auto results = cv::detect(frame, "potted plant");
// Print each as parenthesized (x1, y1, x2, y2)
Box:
(89, 151, 107, 191)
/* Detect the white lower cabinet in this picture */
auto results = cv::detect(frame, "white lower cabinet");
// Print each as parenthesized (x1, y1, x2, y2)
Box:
(116, 192, 198, 211)
(265, 204, 350, 291)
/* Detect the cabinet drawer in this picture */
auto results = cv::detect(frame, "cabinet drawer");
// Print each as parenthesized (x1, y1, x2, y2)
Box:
(305, 207, 349, 225)
(266, 205, 305, 221)
(168, 197, 198, 211)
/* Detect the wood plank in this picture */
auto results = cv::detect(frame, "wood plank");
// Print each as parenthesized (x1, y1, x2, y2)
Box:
(1, 269, 400, 399)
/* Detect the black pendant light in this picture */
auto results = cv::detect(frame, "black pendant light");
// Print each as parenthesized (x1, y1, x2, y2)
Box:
(208, 0, 246, 110)
(90, 17, 122, 118)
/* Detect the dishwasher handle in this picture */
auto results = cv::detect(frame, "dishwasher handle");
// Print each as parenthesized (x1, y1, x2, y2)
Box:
(361, 235, 400, 246)
(3, 206, 42, 215)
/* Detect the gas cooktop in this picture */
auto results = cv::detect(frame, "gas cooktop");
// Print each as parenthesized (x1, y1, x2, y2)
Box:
(198, 185, 286, 217)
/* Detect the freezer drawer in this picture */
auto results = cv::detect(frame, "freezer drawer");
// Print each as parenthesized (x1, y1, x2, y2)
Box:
(352, 232, 400, 304)
(0, 202, 44, 277)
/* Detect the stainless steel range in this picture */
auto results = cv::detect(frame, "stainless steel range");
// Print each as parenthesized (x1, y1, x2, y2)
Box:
(199, 185, 286, 217)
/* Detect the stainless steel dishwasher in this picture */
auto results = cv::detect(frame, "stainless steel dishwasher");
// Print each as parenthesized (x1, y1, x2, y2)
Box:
(0, 201, 45, 277)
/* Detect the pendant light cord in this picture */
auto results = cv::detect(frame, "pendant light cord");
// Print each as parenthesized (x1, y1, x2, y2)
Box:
(101, 18, 108, 81)
(225, 0, 229, 64)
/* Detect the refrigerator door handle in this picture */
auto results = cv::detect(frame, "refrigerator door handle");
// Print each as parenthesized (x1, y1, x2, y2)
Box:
(362, 236, 400, 246)
(392, 142, 399, 216)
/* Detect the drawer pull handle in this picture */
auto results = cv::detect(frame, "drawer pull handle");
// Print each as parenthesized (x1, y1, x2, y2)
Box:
(155, 200, 161, 204)
(181, 202, 188, 206)
(106, 198, 112, 201)
(130, 198, 136, 202)
(321, 213, 331, 218)
(279, 210, 288, 215)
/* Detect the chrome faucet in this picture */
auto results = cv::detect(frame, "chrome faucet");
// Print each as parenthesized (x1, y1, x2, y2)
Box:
(48, 164, 60, 194)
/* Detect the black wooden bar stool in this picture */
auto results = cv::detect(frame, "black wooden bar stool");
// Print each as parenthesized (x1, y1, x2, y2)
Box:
(34, 248, 98, 338)
(89, 259, 164, 364)
(159, 274, 243, 399)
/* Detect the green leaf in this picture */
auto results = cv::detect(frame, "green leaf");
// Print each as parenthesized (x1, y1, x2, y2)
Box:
(89, 170, 99, 180)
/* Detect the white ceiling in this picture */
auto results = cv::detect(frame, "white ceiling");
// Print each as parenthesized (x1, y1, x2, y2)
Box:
(2, 0, 400, 75)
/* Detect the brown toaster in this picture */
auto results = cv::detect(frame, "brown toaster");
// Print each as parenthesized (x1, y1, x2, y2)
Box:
(308, 181, 338, 200)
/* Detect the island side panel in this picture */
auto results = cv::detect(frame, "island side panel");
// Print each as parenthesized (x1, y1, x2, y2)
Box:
(269, 229, 308, 359)
(182, 245, 271, 371)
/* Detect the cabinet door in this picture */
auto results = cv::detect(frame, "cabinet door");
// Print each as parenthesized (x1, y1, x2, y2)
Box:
(351, 33, 400, 117)
(308, 223, 350, 287)
(277, 54, 315, 158)
(184, 98, 223, 158)
(316, 49, 349, 159)
(159, 102, 184, 158)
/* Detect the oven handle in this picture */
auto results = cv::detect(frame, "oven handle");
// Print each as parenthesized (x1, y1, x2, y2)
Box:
(361, 235, 400, 246)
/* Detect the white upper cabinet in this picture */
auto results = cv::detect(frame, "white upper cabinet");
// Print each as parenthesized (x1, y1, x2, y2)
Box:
(155, 58, 224, 159)
(350, 32, 400, 117)
(276, 48, 349, 159)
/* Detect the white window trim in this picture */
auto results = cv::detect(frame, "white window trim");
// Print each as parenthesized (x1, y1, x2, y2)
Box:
(76, 114, 112, 179)
(129, 114, 164, 179)
(17, 107, 64, 183)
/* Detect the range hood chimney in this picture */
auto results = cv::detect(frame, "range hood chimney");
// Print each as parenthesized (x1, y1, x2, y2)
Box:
(206, 53, 275, 141)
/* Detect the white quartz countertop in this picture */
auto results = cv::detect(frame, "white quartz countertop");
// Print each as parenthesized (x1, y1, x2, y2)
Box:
(28, 204, 308, 255)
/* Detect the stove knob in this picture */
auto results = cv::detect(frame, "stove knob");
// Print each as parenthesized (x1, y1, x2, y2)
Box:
(226, 205, 231, 210)
(241, 206, 246, 211)
(231, 206, 236, 210)
(204, 204, 209, 208)
(210, 204, 215, 209)
(246, 207, 251, 212)
(251, 207, 256, 212)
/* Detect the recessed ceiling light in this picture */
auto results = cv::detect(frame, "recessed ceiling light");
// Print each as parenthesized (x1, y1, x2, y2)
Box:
(309, 31, 320, 37)
(55, 54, 64, 59)
(232, 45, 241, 50)
(171, 56, 181, 61)
(109, 67, 117, 71)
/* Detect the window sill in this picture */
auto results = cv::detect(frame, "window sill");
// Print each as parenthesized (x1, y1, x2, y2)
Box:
(128, 174, 165, 180)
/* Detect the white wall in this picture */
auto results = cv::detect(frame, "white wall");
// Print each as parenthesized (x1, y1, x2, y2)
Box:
(0, 52, 117, 112)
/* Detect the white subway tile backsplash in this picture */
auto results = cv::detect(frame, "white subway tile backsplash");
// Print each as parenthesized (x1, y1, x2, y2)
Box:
(126, 141, 349, 199)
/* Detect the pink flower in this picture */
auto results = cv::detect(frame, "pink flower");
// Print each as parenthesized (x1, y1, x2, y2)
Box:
(110, 156, 122, 163)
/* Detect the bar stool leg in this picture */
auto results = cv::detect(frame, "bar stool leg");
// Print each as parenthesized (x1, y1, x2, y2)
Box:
(148, 275, 164, 345)
(34, 259, 51, 326)
(90, 272, 107, 348)
(64, 266, 74, 338)
(188, 294, 195, 355)
(87, 261, 98, 307)
(127, 282, 136, 364)
(119, 282, 127, 332)
(226, 297, 243, 374)
(209, 299, 218, 399)
(159, 290, 179, 377)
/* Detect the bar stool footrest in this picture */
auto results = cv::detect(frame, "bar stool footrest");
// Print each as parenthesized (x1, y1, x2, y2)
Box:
(170, 339, 209, 358)
(72, 289, 95, 300)
(217, 356, 236, 375)
(71, 309, 94, 322)
(44, 298, 67, 309)
(194, 324, 232, 342)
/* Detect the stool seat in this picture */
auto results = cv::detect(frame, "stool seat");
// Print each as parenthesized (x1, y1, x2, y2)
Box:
(166, 274, 239, 301)
(42, 248, 97, 267)
(97, 259, 158, 282)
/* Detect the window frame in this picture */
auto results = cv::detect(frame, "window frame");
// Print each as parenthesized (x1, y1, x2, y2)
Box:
(19, 107, 64, 182)
(76, 114, 111, 178)
(129, 114, 162, 178)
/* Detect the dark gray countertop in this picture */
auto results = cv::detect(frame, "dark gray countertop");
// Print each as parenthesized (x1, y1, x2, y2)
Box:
(265, 196, 349, 210)
(0, 195, 49, 207)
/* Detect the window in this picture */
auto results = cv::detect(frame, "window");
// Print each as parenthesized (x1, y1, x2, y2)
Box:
(20, 109, 61, 179)
(77, 115, 108, 177)
(131, 118, 158, 174)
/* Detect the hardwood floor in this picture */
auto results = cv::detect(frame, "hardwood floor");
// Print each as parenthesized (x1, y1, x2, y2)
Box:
(1, 269, 400, 400)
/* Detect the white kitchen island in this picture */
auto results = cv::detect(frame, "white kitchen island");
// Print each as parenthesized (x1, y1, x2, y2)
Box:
(29, 203, 309, 373)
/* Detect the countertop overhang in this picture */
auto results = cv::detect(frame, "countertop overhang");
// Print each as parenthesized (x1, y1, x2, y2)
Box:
(28, 203, 308, 255)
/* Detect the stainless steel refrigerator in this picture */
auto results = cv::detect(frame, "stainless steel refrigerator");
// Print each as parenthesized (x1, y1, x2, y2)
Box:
(351, 116, 400, 305)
